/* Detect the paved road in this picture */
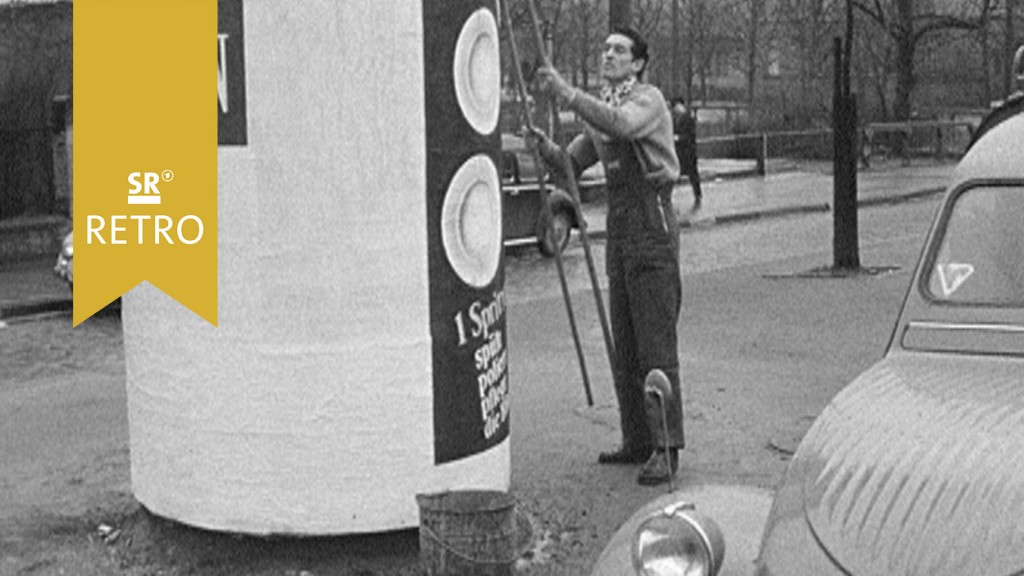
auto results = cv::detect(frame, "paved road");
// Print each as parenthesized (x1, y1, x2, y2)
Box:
(504, 194, 941, 574)
(0, 194, 942, 575)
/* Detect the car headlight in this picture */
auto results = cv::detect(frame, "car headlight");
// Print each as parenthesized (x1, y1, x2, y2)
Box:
(61, 233, 73, 259)
(632, 502, 725, 576)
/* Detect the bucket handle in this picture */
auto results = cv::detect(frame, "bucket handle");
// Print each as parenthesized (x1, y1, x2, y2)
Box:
(420, 509, 533, 566)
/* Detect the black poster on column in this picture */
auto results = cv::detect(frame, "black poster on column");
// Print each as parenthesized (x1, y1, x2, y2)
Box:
(217, 0, 247, 146)
(423, 0, 508, 465)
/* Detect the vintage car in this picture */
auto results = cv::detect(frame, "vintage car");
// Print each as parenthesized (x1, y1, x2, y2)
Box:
(589, 99, 1024, 575)
(502, 133, 604, 256)
(54, 229, 73, 287)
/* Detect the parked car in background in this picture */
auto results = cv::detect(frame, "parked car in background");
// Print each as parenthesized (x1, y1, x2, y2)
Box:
(501, 133, 603, 256)
(54, 230, 73, 287)
(589, 97, 1024, 576)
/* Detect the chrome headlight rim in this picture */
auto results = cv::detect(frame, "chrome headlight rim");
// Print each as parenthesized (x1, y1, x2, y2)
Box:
(630, 501, 725, 576)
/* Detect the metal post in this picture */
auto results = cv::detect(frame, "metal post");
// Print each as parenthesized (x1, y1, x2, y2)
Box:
(756, 133, 767, 176)
(832, 37, 859, 270)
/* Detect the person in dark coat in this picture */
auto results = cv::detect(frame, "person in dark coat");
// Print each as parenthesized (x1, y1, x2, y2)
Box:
(670, 97, 702, 210)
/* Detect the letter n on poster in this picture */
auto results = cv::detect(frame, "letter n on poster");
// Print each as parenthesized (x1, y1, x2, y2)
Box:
(218, 0, 247, 146)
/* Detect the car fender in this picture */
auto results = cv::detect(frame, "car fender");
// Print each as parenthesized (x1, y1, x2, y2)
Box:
(591, 484, 773, 576)
(544, 188, 579, 227)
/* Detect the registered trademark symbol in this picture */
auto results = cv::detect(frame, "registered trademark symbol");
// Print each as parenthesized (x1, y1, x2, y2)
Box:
(162, 170, 174, 182)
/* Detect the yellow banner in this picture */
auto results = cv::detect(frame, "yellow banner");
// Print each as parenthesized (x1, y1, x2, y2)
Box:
(74, 0, 217, 326)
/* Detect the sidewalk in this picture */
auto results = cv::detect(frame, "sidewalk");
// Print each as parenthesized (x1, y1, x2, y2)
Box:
(581, 158, 952, 235)
(0, 254, 73, 322)
(0, 160, 955, 322)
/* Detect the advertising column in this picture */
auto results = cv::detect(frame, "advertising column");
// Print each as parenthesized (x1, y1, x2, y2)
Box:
(121, 0, 508, 535)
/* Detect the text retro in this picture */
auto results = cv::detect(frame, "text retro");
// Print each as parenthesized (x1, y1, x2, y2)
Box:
(86, 170, 205, 245)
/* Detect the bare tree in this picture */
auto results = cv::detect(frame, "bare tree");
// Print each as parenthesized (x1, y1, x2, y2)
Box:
(772, 0, 843, 124)
(681, 0, 744, 104)
(743, 0, 767, 107)
(853, 0, 995, 120)
(854, 15, 895, 119)
(566, 0, 604, 90)
(632, 0, 668, 37)
(630, 0, 670, 85)
(610, 0, 632, 28)
(1003, 0, 1021, 96)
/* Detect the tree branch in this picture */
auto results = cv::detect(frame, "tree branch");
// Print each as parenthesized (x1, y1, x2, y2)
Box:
(911, 14, 983, 44)
(851, 0, 887, 29)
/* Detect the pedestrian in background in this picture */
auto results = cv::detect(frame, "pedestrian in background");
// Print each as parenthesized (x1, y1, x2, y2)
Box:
(528, 27, 685, 486)
(671, 97, 703, 210)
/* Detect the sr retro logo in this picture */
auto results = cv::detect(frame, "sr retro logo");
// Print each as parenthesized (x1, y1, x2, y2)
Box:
(85, 170, 205, 246)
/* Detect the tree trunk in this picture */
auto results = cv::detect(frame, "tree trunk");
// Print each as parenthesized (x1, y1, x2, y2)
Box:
(980, 7, 991, 105)
(580, 5, 590, 91)
(892, 0, 915, 121)
(700, 63, 708, 105)
(609, 0, 631, 29)
(893, 40, 913, 119)
(686, 0, 695, 103)
(672, 0, 680, 97)
(747, 0, 761, 108)
(833, 37, 860, 270)
(1006, 0, 1018, 96)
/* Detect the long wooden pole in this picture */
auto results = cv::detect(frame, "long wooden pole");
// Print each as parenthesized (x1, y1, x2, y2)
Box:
(523, 0, 618, 382)
(500, 0, 593, 406)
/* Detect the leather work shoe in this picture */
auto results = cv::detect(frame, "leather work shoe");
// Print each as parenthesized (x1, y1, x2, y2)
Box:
(637, 449, 678, 485)
(597, 446, 651, 465)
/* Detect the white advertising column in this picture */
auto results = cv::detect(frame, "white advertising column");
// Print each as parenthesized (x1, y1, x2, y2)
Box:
(122, 0, 509, 535)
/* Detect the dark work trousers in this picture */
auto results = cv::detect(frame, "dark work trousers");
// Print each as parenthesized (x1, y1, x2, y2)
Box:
(603, 138, 686, 452)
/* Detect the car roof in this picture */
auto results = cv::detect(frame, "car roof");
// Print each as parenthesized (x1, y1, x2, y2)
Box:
(956, 106, 1024, 181)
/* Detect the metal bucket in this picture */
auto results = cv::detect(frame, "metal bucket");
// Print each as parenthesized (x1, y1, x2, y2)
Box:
(416, 490, 518, 576)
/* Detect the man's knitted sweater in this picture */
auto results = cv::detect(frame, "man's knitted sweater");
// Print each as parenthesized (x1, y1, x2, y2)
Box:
(565, 82, 680, 186)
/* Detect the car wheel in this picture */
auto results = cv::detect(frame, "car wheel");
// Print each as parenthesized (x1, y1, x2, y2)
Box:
(538, 207, 573, 257)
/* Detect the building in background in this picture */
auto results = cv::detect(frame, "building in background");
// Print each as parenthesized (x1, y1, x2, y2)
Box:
(0, 0, 72, 262)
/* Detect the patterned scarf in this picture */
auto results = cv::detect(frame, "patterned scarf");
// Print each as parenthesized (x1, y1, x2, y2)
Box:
(600, 77, 636, 107)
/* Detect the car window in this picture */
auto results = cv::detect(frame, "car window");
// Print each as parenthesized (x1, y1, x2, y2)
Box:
(516, 151, 540, 182)
(926, 185, 1024, 306)
(501, 152, 518, 183)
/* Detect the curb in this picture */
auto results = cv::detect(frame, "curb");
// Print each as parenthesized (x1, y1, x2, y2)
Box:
(682, 202, 831, 229)
(0, 297, 73, 321)
(584, 185, 946, 240)
(858, 186, 945, 207)
(0, 298, 123, 322)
